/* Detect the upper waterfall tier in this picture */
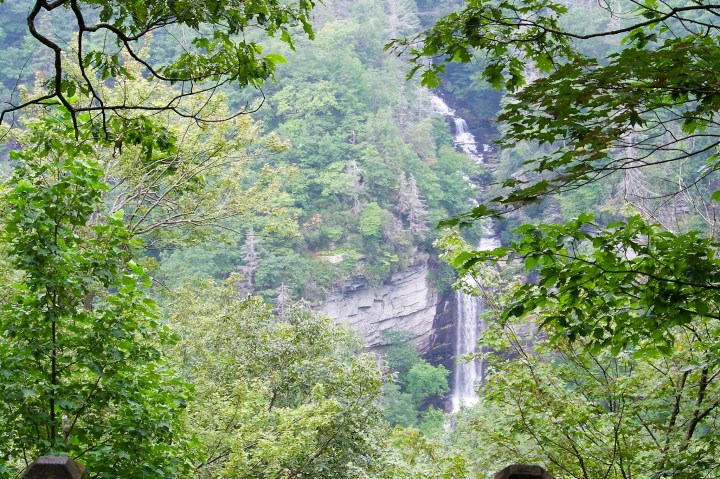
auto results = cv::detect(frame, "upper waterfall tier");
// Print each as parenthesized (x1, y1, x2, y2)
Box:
(430, 94, 487, 165)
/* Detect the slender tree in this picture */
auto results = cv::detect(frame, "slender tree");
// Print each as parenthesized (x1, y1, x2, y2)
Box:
(238, 229, 261, 296)
(407, 174, 429, 237)
(275, 282, 292, 321)
(395, 172, 411, 217)
(347, 159, 365, 217)
(0, 115, 191, 478)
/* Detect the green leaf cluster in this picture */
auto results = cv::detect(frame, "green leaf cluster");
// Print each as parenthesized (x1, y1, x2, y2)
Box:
(449, 215, 720, 354)
(0, 117, 191, 478)
(446, 311, 720, 479)
(379, 330, 449, 429)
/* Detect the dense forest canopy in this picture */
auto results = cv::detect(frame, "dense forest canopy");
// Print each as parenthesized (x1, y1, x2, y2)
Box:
(0, 0, 466, 476)
(0, 0, 720, 478)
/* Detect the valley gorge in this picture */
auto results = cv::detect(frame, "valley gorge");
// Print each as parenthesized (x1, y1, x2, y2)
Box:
(318, 91, 499, 412)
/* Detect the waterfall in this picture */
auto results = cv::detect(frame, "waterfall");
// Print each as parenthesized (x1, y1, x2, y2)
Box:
(430, 95, 486, 164)
(430, 92, 499, 412)
(450, 227, 500, 412)
(451, 288, 482, 411)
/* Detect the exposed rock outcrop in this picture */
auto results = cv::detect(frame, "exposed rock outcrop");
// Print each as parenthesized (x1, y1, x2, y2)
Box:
(319, 253, 442, 353)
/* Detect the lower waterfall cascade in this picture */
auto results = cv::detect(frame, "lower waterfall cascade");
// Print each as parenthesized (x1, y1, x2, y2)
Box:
(451, 287, 482, 411)
(450, 228, 500, 413)
(430, 92, 500, 412)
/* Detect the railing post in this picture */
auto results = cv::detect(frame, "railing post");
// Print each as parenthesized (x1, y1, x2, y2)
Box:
(22, 456, 86, 479)
(494, 464, 554, 479)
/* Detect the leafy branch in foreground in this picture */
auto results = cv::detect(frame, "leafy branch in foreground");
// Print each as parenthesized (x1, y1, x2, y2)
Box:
(439, 225, 720, 478)
(9, 53, 298, 247)
(442, 214, 720, 354)
(394, 0, 720, 217)
(451, 313, 720, 479)
(0, 0, 316, 134)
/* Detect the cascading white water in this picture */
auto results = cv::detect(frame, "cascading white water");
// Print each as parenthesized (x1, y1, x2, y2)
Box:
(430, 95, 485, 164)
(450, 228, 500, 412)
(430, 92, 499, 412)
(451, 288, 482, 411)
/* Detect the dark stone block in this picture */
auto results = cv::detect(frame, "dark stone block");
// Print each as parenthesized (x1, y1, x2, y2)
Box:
(494, 464, 554, 479)
(23, 456, 86, 479)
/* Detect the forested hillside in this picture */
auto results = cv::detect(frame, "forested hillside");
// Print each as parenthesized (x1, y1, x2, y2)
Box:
(0, 0, 508, 301)
(155, 2, 493, 300)
(1, 0, 720, 478)
(0, 0, 480, 476)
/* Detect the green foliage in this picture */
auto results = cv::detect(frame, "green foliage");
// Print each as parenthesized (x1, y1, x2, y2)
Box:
(361, 202, 389, 238)
(406, 361, 450, 407)
(211, 9, 483, 293)
(394, 0, 574, 91)
(9, 55, 297, 248)
(0, 1, 490, 476)
(448, 312, 720, 479)
(417, 407, 445, 437)
(437, 224, 720, 478)
(158, 242, 242, 288)
(104, 4, 484, 296)
(0, 0, 317, 129)
(381, 330, 421, 386)
(0, 117, 191, 478)
(379, 427, 475, 479)
(381, 383, 419, 428)
(557, 183, 604, 223)
(417, 0, 720, 363)
(254, 246, 334, 299)
(402, 1, 720, 228)
(379, 330, 449, 428)
(439, 204, 720, 477)
(168, 280, 384, 479)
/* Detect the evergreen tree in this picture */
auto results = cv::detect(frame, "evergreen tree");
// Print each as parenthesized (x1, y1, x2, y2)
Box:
(275, 282, 292, 321)
(238, 229, 261, 296)
(407, 174, 430, 238)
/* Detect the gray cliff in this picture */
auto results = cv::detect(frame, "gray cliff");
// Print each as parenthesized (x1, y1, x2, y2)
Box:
(318, 253, 446, 353)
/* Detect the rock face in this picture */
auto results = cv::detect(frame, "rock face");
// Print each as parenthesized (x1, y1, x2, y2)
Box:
(319, 254, 443, 353)
(319, 254, 469, 412)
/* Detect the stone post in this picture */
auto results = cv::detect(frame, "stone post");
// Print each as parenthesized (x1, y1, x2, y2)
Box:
(22, 456, 86, 479)
(494, 464, 554, 479)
